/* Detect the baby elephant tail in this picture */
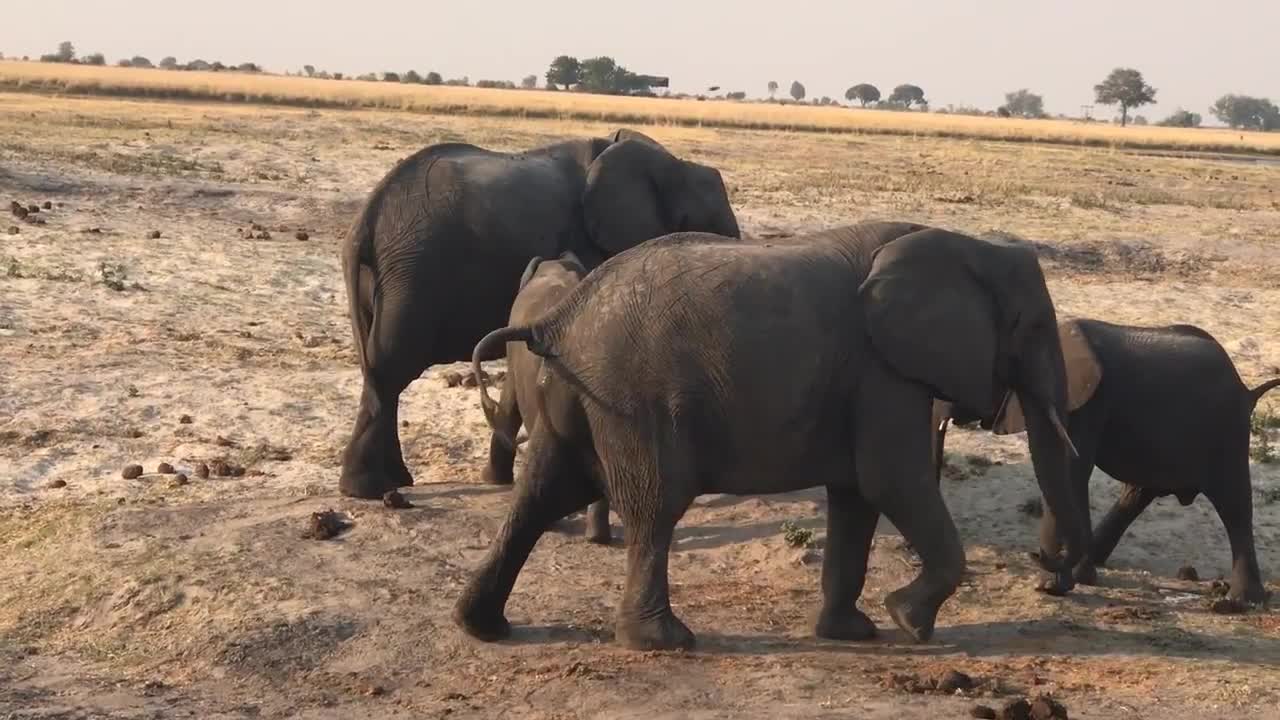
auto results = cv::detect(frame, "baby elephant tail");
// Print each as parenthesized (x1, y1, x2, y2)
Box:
(1248, 377, 1280, 407)
(472, 326, 534, 435)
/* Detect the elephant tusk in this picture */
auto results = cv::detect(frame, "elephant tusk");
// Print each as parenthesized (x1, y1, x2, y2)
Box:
(1047, 407, 1079, 458)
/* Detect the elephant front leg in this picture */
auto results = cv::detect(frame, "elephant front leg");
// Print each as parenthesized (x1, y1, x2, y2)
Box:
(815, 484, 880, 641)
(855, 375, 966, 643)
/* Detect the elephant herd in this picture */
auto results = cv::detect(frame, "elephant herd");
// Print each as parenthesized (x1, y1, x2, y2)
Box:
(336, 129, 1276, 651)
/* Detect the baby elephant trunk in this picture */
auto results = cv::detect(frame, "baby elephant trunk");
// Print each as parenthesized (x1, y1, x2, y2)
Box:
(471, 325, 535, 448)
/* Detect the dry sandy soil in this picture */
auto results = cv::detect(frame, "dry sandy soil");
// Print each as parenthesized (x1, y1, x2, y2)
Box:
(2, 93, 1280, 719)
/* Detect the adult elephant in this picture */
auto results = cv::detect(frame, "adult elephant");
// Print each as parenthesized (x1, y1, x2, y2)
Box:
(456, 221, 1089, 650)
(339, 129, 741, 498)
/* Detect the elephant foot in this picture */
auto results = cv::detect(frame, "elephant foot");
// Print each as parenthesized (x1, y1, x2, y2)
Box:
(814, 606, 877, 641)
(452, 594, 512, 643)
(480, 464, 515, 486)
(884, 588, 940, 643)
(1073, 563, 1099, 586)
(616, 610, 695, 651)
(339, 468, 402, 500)
(1036, 570, 1076, 597)
(1230, 581, 1269, 607)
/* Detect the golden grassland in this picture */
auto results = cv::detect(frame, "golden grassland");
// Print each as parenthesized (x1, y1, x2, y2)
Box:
(3, 60, 1279, 155)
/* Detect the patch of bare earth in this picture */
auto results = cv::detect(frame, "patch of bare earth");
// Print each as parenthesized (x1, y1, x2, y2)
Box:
(2, 94, 1280, 718)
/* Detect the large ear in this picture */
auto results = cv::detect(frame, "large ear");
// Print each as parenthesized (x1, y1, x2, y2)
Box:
(859, 229, 999, 417)
(518, 256, 544, 292)
(582, 140, 677, 256)
(992, 320, 1101, 434)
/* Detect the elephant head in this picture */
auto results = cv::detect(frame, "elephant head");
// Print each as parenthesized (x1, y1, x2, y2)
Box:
(517, 248, 586, 289)
(857, 229, 1089, 585)
(582, 135, 740, 256)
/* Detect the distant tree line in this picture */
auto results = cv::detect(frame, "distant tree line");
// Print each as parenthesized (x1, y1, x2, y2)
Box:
(34, 41, 261, 74)
(13, 42, 1279, 131)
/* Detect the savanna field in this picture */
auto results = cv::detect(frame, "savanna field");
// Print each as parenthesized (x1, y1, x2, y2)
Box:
(2, 65, 1280, 718)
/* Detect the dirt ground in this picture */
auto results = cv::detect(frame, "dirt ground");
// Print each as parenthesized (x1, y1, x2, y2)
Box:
(2, 93, 1280, 719)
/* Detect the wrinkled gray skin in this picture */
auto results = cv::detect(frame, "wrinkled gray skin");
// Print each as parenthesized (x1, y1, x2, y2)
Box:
(935, 319, 1280, 605)
(479, 251, 613, 544)
(455, 221, 1087, 651)
(339, 128, 741, 498)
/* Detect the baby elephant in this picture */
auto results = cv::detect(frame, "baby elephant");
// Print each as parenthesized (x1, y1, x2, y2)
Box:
(478, 252, 613, 544)
(936, 318, 1279, 604)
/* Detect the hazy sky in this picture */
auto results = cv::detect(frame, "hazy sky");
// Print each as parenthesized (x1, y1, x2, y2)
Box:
(11, 1, 1278, 120)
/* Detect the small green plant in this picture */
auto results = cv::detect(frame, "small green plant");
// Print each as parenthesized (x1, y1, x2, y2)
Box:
(781, 520, 815, 549)
(1251, 410, 1278, 464)
(99, 261, 128, 291)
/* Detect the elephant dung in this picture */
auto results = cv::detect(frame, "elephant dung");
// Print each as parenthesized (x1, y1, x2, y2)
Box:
(304, 510, 351, 540)
(934, 669, 975, 693)
(194, 462, 210, 479)
(382, 490, 413, 509)
(157, 462, 175, 474)
(169, 474, 189, 488)
(971, 706, 998, 719)
(442, 371, 463, 388)
(42, 201, 52, 210)
(46, 479, 67, 489)
(1176, 565, 1200, 582)
(121, 464, 144, 480)
(6, 226, 17, 235)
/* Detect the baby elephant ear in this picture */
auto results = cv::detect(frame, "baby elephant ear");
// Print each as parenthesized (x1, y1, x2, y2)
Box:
(518, 256, 544, 291)
(992, 320, 1102, 435)
(1060, 320, 1102, 411)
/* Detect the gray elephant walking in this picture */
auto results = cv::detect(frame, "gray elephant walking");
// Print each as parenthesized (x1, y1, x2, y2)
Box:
(455, 221, 1088, 651)
(478, 251, 614, 544)
(935, 319, 1279, 604)
(339, 129, 740, 498)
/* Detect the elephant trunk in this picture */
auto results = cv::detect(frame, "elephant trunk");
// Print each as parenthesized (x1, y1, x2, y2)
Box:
(1015, 333, 1089, 576)
(472, 326, 534, 448)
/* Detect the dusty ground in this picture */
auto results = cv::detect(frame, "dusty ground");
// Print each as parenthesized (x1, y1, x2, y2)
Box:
(2, 93, 1280, 719)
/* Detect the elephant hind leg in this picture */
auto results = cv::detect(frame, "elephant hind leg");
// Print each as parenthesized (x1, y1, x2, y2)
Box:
(1203, 464, 1266, 605)
(453, 427, 599, 641)
(339, 297, 429, 498)
(608, 435, 696, 651)
(584, 499, 613, 545)
(815, 483, 880, 641)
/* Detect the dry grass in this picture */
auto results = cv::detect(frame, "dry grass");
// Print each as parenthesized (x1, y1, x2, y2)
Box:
(4, 60, 1280, 156)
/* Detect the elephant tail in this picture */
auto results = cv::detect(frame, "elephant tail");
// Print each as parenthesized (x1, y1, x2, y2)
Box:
(1248, 378, 1280, 406)
(472, 326, 535, 446)
(343, 208, 377, 380)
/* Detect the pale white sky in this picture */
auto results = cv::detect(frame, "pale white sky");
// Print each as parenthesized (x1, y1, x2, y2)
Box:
(8, 0, 1277, 120)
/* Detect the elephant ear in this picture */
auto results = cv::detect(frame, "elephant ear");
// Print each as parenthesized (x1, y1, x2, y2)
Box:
(557, 250, 588, 278)
(992, 319, 1102, 435)
(859, 230, 1000, 416)
(518, 256, 544, 292)
(582, 140, 678, 256)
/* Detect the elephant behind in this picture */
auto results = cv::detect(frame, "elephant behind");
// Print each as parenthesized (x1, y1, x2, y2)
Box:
(339, 129, 740, 499)
(456, 221, 1088, 651)
(933, 318, 1280, 604)
(478, 251, 614, 544)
